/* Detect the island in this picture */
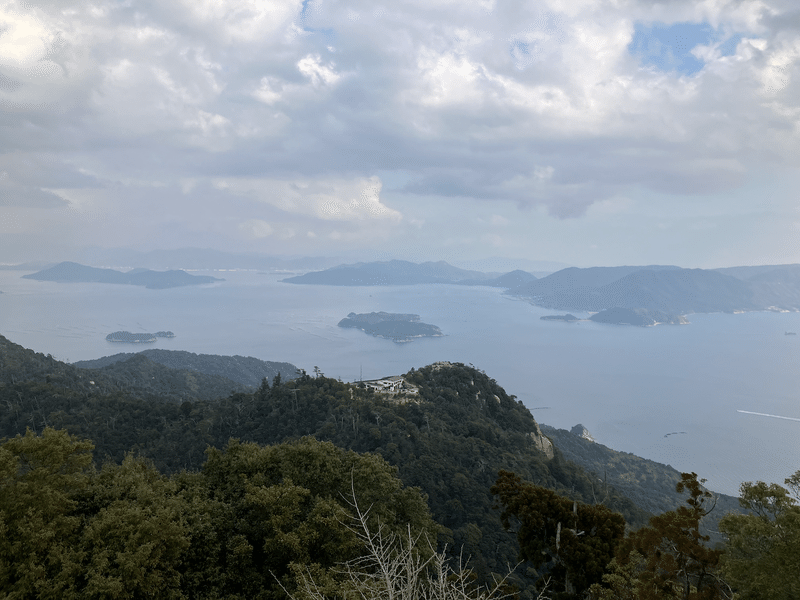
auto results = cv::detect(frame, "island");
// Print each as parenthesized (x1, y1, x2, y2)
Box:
(106, 331, 175, 343)
(588, 307, 688, 327)
(337, 312, 443, 342)
(23, 262, 223, 289)
(540, 314, 580, 322)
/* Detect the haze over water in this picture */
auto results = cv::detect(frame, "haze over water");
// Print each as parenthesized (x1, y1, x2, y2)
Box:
(2, 268, 799, 497)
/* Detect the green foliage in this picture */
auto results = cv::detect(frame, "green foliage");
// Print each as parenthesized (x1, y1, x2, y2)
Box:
(289, 492, 530, 600)
(194, 437, 440, 599)
(589, 473, 729, 600)
(0, 429, 437, 600)
(0, 428, 93, 598)
(492, 470, 626, 599)
(539, 425, 742, 547)
(718, 471, 800, 599)
(0, 339, 654, 596)
(79, 455, 190, 599)
(0, 334, 248, 403)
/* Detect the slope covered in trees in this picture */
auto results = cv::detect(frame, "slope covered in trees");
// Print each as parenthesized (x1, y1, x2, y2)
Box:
(12, 334, 792, 597)
(0, 429, 438, 599)
(74, 348, 298, 388)
(0, 336, 653, 592)
(540, 425, 741, 546)
(0, 335, 251, 402)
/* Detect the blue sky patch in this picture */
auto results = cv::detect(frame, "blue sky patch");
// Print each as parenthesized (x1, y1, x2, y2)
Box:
(628, 22, 741, 76)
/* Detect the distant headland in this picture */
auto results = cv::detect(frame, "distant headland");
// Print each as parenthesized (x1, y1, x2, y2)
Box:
(540, 309, 688, 327)
(23, 262, 222, 289)
(540, 314, 580, 322)
(106, 331, 175, 343)
(338, 312, 443, 342)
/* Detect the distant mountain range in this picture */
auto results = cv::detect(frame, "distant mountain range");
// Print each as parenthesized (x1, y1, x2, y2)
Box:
(282, 259, 501, 285)
(282, 260, 800, 320)
(508, 264, 800, 315)
(22, 261, 222, 289)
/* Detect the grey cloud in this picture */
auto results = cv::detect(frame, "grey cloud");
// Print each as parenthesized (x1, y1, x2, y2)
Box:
(0, 178, 68, 207)
(1, 0, 800, 259)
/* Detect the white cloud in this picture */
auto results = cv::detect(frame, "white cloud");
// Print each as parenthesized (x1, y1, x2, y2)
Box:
(297, 54, 341, 87)
(1, 0, 800, 263)
(215, 176, 402, 222)
(239, 218, 273, 238)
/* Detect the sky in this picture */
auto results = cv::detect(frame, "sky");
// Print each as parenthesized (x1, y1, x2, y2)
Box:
(1, 0, 800, 268)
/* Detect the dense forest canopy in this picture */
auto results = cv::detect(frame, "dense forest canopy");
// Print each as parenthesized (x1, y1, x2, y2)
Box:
(1, 334, 798, 598)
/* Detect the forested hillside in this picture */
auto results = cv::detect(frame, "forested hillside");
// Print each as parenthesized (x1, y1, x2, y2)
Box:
(0, 335, 651, 590)
(540, 425, 740, 546)
(74, 348, 298, 388)
(0, 335, 251, 401)
(6, 333, 788, 598)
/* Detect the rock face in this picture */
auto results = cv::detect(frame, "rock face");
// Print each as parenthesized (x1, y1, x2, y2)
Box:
(530, 422, 555, 459)
(570, 423, 595, 442)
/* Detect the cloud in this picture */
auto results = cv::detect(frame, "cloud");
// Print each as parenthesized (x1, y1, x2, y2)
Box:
(239, 218, 273, 238)
(215, 176, 402, 222)
(1, 0, 800, 261)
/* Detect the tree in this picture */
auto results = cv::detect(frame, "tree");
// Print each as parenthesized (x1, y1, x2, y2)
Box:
(0, 427, 93, 598)
(78, 455, 190, 599)
(491, 470, 626, 599)
(718, 471, 800, 599)
(196, 436, 439, 599)
(286, 488, 536, 600)
(589, 473, 729, 600)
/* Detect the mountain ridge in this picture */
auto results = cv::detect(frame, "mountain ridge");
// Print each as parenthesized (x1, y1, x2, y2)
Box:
(73, 349, 298, 388)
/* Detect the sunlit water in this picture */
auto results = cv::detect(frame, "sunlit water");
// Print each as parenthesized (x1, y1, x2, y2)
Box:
(2, 269, 799, 496)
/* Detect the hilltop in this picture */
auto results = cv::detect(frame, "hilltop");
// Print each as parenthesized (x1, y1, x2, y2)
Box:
(74, 349, 298, 388)
(282, 259, 498, 285)
(0, 335, 255, 402)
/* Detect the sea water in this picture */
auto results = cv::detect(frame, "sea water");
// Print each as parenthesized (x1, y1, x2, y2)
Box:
(1, 268, 799, 497)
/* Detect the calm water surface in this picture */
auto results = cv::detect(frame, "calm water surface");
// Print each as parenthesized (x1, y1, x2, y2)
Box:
(1, 269, 799, 496)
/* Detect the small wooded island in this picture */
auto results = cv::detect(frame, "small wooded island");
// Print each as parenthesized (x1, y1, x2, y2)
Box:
(338, 312, 443, 342)
(540, 314, 580, 322)
(106, 331, 175, 343)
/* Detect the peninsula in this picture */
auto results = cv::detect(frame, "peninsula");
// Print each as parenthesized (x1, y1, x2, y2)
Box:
(23, 262, 222, 289)
(338, 312, 443, 342)
(588, 307, 688, 327)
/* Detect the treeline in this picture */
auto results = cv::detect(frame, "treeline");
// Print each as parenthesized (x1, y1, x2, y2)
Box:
(0, 429, 439, 599)
(0, 335, 252, 402)
(0, 351, 652, 591)
(4, 429, 800, 599)
(2, 335, 799, 597)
